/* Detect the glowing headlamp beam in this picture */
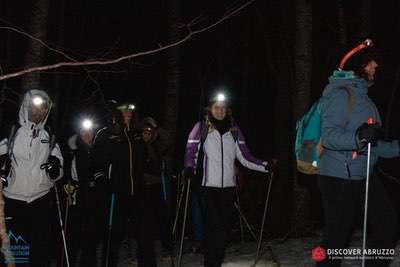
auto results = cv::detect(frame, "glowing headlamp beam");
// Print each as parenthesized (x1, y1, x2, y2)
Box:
(216, 93, 226, 102)
(32, 96, 44, 107)
(82, 119, 93, 130)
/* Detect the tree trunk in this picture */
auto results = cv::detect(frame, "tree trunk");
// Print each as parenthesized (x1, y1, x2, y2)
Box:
(292, 0, 313, 235)
(254, 0, 294, 235)
(51, 0, 66, 133)
(163, 0, 181, 173)
(20, 0, 50, 90)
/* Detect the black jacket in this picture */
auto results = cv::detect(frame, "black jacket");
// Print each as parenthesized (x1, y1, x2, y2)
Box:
(91, 126, 146, 197)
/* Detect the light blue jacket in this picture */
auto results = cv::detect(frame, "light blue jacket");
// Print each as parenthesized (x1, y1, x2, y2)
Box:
(319, 74, 399, 180)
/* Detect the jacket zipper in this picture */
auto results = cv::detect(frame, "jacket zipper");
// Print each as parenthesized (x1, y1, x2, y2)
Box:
(125, 128, 134, 195)
(220, 133, 224, 188)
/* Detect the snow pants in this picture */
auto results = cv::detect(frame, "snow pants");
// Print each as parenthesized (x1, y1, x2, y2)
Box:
(317, 174, 398, 267)
(4, 193, 52, 267)
(200, 187, 235, 267)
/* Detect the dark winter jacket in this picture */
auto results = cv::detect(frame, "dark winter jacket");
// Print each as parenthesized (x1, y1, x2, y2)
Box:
(68, 134, 91, 186)
(91, 126, 146, 196)
(320, 74, 400, 180)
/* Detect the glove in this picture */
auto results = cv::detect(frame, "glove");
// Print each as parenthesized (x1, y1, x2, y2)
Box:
(90, 171, 106, 188)
(356, 123, 383, 148)
(41, 156, 61, 180)
(64, 181, 78, 195)
(264, 159, 277, 173)
(264, 162, 272, 173)
(0, 175, 8, 188)
(182, 167, 195, 179)
(0, 158, 11, 188)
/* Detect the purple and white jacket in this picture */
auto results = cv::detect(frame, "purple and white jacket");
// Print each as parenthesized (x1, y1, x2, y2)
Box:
(184, 122, 267, 188)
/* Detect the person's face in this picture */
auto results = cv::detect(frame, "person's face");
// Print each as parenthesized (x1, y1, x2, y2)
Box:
(142, 129, 153, 143)
(122, 111, 132, 125)
(30, 105, 48, 124)
(79, 131, 94, 145)
(363, 60, 378, 81)
(210, 102, 227, 120)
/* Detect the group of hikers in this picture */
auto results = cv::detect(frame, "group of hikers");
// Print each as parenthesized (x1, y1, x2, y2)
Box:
(0, 38, 399, 267)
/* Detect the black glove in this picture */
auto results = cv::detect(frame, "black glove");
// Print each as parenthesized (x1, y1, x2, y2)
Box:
(90, 171, 106, 188)
(356, 123, 383, 148)
(0, 175, 8, 188)
(41, 155, 61, 180)
(264, 159, 278, 173)
(0, 158, 11, 188)
(182, 167, 195, 179)
(264, 163, 272, 173)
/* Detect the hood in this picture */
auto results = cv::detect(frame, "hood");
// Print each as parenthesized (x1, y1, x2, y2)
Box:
(322, 71, 372, 98)
(19, 89, 52, 130)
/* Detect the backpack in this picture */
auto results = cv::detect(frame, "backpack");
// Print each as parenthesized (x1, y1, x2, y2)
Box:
(295, 87, 354, 175)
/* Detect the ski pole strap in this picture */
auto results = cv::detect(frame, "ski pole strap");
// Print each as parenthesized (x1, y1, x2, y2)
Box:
(109, 193, 115, 226)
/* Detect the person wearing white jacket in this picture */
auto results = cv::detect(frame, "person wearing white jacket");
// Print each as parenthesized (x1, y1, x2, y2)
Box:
(0, 89, 63, 267)
(183, 93, 270, 267)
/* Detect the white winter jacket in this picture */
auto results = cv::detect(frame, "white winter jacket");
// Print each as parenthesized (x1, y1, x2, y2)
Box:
(0, 90, 63, 203)
(184, 121, 267, 188)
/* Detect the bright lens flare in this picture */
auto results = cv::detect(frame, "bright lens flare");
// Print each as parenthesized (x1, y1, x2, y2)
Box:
(128, 104, 135, 110)
(216, 93, 226, 102)
(32, 96, 44, 106)
(82, 119, 93, 130)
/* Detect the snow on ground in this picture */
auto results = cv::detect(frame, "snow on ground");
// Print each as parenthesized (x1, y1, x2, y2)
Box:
(51, 230, 400, 266)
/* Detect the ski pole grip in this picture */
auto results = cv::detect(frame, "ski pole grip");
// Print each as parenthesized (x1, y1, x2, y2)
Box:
(367, 117, 374, 125)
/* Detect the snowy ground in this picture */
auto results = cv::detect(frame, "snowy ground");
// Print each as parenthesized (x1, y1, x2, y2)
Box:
(50, 230, 400, 266)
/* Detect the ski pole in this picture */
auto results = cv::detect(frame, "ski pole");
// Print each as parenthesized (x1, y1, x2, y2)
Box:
(362, 117, 374, 267)
(60, 181, 72, 267)
(254, 170, 274, 266)
(173, 179, 185, 237)
(234, 183, 245, 243)
(161, 161, 167, 201)
(177, 178, 191, 267)
(47, 135, 70, 267)
(54, 183, 71, 267)
(105, 193, 115, 267)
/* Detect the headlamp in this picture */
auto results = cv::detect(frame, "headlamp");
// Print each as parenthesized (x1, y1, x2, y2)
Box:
(32, 96, 45, 107)
(216, 93, 226, 102)
(117, 104, 135, 111)
(81, 119, 94, 131)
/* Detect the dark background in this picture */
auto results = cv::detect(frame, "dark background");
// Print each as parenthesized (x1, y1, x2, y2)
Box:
(1, 0, 400, 236)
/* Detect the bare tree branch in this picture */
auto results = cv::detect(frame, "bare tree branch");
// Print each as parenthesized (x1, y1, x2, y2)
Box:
(0, 0, 257, 82)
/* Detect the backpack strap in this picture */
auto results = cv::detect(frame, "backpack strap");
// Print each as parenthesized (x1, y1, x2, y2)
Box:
(199, 120, 209, 145)
(230, 125, 239, 143)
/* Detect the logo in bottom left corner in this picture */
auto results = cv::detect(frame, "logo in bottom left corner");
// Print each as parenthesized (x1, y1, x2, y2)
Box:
(3, 230, 30, 264)
(312, 246, 327, 262)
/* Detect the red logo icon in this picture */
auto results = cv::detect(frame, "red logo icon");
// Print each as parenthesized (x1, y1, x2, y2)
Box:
(312, 246, 326, 262)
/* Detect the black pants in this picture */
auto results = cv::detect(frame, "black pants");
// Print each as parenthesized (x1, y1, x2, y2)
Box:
(317, 174, 398, 267)
(103, 193, 136, 267)
(4, 193, 52, 267)
(200, 187, 235, 267)
(74, 187, 108, 267)
(107, 192, 157, 267)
